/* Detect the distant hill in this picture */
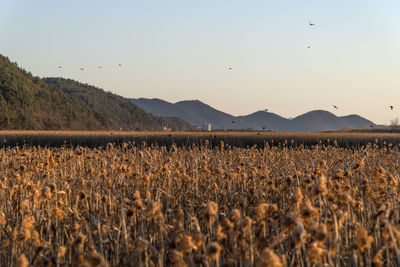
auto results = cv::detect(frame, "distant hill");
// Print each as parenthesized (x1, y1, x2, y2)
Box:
(340, 115, 375, 128)
(131, 98, 377, 132)
(131, 98, 206, 127)
(174, 100, 254, 130)
(0, 54, 192, 130)
(238, 111, 291, 131)
(131, 98, 255, 129)
(290, 110, 353, 132)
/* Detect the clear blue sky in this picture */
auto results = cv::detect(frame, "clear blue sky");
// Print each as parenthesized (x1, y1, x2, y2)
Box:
(1, 0, 399, 124)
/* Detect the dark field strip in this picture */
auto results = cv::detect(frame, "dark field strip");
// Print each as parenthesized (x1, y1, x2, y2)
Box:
(1, 131, 400, 148)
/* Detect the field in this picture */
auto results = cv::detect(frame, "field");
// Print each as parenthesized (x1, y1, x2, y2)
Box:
(1, 132, 400, 266)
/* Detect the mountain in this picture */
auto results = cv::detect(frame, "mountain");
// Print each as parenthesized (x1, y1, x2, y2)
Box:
(0, 54, 192, 130)
(340, 115, 375, 128)
(174, 100, 254, 130)
(131, 98, 256, 130)
(131, 98, 206, 127)
(290, 110, 353, 132)
(43, 78, 193, 131)
(131, 98, 377, 132)
(238, 111, 291, 131)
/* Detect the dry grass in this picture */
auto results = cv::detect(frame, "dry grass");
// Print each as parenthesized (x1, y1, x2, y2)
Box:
(1, 141, 400, 266)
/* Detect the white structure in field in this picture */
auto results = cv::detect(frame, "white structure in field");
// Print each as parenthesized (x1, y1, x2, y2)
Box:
(207, 124, 212, 131)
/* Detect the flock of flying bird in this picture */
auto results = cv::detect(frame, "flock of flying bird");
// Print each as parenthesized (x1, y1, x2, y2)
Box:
(57, 64, 122, 71)
(333, 105, 394, 111)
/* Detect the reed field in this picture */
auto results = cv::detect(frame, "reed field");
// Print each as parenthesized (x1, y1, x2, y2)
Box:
(1, 137, 400, 266)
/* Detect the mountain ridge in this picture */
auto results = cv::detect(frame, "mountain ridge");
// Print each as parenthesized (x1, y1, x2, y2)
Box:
(131, 98, 376, 132)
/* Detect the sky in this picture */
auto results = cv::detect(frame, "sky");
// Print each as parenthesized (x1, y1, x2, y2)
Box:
(1, 0, 399, 124)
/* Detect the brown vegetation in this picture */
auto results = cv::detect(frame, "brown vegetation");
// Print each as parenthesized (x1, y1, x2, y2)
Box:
(0, 141, 400, 266)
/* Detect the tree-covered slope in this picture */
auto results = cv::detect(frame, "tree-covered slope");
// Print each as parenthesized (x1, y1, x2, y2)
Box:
(0, 54, 100, 129)
(44, 77, 193, 131)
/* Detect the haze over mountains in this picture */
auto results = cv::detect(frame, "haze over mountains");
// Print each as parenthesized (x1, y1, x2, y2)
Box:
(131, 98, 376, 132)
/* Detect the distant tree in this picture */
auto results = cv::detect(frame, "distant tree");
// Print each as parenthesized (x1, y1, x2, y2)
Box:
(390, 117, 399, 128)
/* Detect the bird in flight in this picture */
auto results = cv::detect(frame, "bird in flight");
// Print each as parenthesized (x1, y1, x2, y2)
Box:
(389, 105, 394, 110)
(58, 66, 62, 69)
(228, 67, 232, 70)
(309, 21, 315, 26)
(98, 66, 102, 69)
(307, 46, 311, 49)
(80, 68, 84, 71)
(333, 105, 338, 110)
(118, 64, 122, 67)
(231, 120, 235, 123)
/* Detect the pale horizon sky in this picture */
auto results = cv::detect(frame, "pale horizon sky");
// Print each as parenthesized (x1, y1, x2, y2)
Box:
(1, 0, 399, 125)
